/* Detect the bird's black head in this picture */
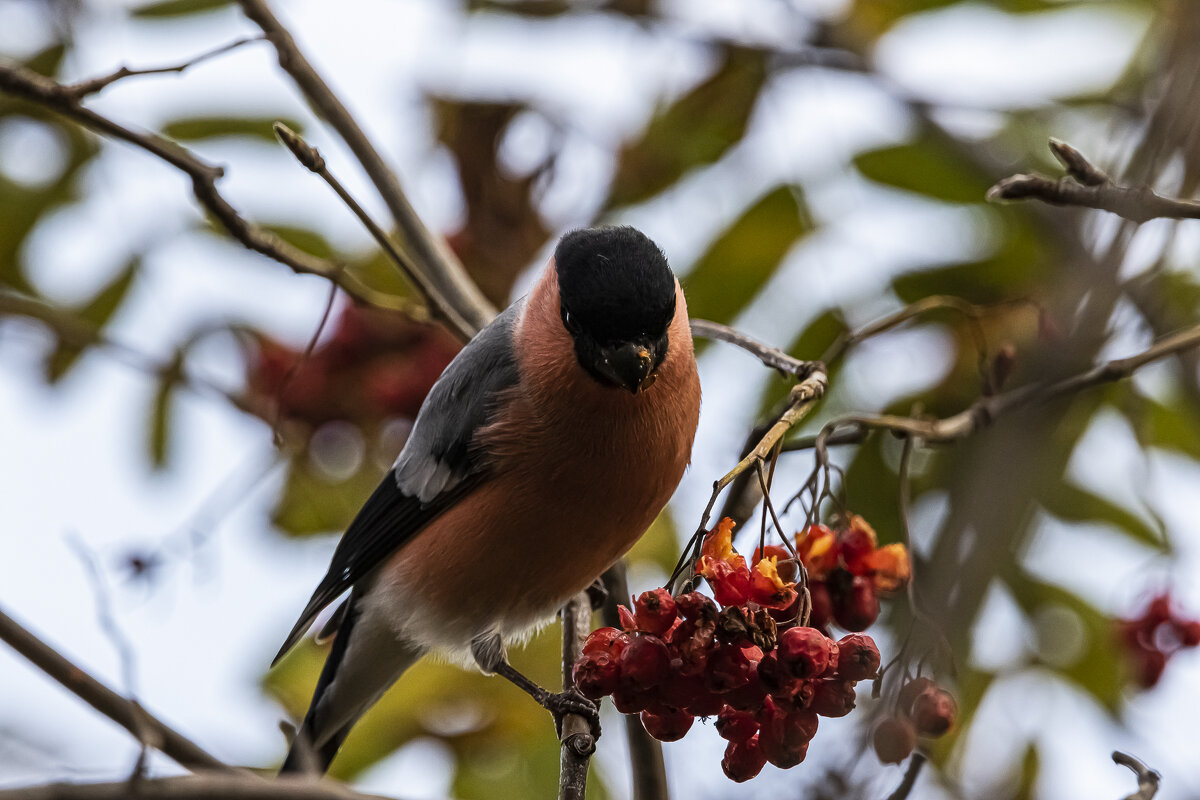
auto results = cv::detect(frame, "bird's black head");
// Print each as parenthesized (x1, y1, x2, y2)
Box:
(555, 226, 676, 394)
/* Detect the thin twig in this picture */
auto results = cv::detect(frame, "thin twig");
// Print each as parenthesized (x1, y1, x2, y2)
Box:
(690, 318, 819, 377)
(235, 0, 496, 336)
(558, 592, 595, 800)
(883, 752, 926, 800)
(1112, 751, 1161, 800)
(0, 62, 402, 312)
(0, 605, 232, 773)
(273, 124, 475, 340)
(0, 775, 396, 800)
(988, 138, 1200, 223)
(63, 36, 264, 99)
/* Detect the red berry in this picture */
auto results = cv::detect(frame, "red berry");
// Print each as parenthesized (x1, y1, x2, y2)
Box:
(573, 652, 621, 700)
(704, 560, 751, 607)
(670, 619, 716, 677)
(835, 634, 881, 680)
(705, 640, 764, 693)
(618, 604, 638, 631)
(722, 734, 767, 782)
(810, 678, 856, 718)
(583, 627, 629, 657)
(634, 588, 678, 635)
(676, 591, 719, 622)
(1145, 594, 1171, 626)
(898, 677, 934, 716)
(1131, 646, 1167, 688)
(833, 576, 880, 631)
(640, 708, 694, 742)
(1176, 620, 1200, 648)
(808, 580, 833, 629)
(873, 717, 916, 764)
(612, 686, 664, 715)
(756, 697, 814, 768)
(777, 627, 835, 678)
(839, 524, 875, 575)
(716, 706, 759, 742)
(769, 591, 804, 625)
(757, 651, 804, 700)
(685, 690, 725, 717)
(619, 634, 671, 690)
(911, 688, 957, 736)
(659, 674, 706, 709)
(723, 674, 768, 712)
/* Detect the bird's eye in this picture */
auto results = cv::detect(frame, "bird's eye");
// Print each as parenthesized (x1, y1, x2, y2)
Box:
(563, 308, 581, 333)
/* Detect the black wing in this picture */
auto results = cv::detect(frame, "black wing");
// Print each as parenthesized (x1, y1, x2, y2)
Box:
(272, 303, 523, 664)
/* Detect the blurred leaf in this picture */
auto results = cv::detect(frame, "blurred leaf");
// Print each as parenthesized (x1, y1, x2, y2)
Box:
(272, 456, 385, 536)
(130, 0, 232, 18)
(163, 116, 303, 143)
(608, 46, 768, 208)
(148, 351, 184, 469)
(1004, 569, 1124, 713)
(844, 0, 962, 39)
(44, 259, 138, 382)
(1012, 742, 1040, 800)
(467, 0, 571, 16)
(854, 132, 995, 204)
(625, 507, 680, 576)
(1120, 387, 1200, 461)
(260, 224, 336, 261)
(684, 186, 812, 332)
(1038, 479, 1166, 551)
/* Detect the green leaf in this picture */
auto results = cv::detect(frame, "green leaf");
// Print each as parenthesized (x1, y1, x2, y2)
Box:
(260, 224, 336, 261)
(148, 351, 184, 469)
(683, 185, 813, 332)
(1004, 569, 1124, 713)
(272, 455, 386, 537)
(44, 259, 138, 382)
(854, 134, 995, 204)
(163, 116, 303, 144)
(1038, 479, 1166, 551)
(608, 46, 768, 208)
(130, 0, 232, 18)
(756, 308, 848, 418)
(1012, 742, 1041, 800)
(1119, 387, 1200, 461)
(625, 507, 680, 576)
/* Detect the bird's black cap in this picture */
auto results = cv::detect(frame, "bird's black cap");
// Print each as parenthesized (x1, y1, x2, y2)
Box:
(554, 226, 676, 344)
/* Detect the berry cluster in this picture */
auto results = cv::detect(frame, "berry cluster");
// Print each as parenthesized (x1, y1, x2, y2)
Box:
(573, 518, 899, 782)
(1116, 593, 1200, 688)
(789, 515, 910, 632)
(872, 677, 957, 764)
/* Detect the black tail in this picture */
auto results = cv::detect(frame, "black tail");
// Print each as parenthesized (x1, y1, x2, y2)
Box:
(279, 594, 362, 775)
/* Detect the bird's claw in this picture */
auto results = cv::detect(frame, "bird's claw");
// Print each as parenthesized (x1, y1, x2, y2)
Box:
(543, 688, 601, 740)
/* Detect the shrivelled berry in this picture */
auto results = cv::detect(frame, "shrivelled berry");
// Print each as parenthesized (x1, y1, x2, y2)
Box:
(757, 651, 803, 699)
(898, 677, 934, 716)
(722, 674, 768, 712)
(757, 697, 814, 768)
(573, 652, 620, 699)
(640, 708, 694, 742)
(833, 576, 880, 632)
(810, 678, 856, 718)
(835, 633, 881, 680)
(619, 634, 671, 689)
(634, 588, 678, 635)
(671, 620, 716, 677)
(618, 604, 638, 631)
(583, 627, 629, 657)
(659, 674, 707, 710)
(685, 690, 725, 717)
(873, 717, 916, 764)
(1177, 620, 1200, 647)
(777, 627, 835, 678)
(911, 688, 957, 737)
(721, 734, 767, 782)
(612, 686, 663, 715)
(838, 522, 876, 575)
(716, 706, 759, 742)
(676, 591, 719, 623)
(705, 640, 763, 693)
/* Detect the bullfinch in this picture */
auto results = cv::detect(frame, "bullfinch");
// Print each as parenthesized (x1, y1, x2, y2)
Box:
(273, 226, 701, 773)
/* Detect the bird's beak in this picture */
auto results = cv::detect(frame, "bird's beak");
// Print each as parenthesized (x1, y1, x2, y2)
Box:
(596, 341, 659, 394)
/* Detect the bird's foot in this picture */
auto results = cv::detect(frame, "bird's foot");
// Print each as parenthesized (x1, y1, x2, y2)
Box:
(541, 687, 601, 740)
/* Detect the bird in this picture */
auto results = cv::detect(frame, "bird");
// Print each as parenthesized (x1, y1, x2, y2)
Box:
(273, 225, 702, 774)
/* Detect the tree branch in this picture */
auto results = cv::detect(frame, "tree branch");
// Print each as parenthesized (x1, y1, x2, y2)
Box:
(0, 775, 395, 800)
(558, 593, 596, 800)
(882, 752, 926, 800)
(0, 62, 401, 312)
(235, 0, 496, 336)
(988, 138, 1200, 223)
(62, 36, 264, 99)
(1113, 751, 1160, 800)
(689, 318, 819, 377)
(0, 605, 232, 774)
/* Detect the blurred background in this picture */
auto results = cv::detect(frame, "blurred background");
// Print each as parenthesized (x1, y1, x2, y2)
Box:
(2, 0, 1200, 798)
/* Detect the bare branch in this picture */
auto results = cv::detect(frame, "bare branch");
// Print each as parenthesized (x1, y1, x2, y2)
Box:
(0, 61, 403, 312)
(690, 318, 819, 377)
(1113, 751, 1161, 800)
(63, 36, 264, 99)
(882, 753, 926, 800)
(235, 0, 496, 335)
(273, 124, 476, 340)
(558, 592, 596, 800)
(0, 605, 232, 773)
(0, 775, 395, 800)
(988, 138, 1200, 223)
